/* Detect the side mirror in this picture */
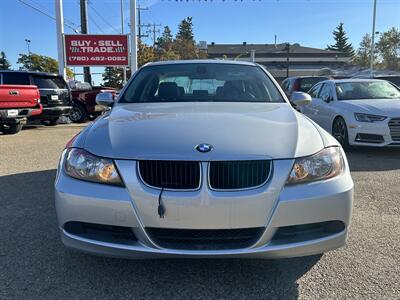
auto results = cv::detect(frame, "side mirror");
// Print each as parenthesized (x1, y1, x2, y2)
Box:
(290, 92, 312, 107)
(96, 92, 115, 107)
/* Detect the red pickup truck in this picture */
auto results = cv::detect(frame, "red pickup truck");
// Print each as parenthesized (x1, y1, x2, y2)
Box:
(69, 81, 116, 123)
(0, 85, 41, 134)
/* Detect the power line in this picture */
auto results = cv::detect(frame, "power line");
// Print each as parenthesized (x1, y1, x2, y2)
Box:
(17, 0, 80, 33)
(87, 1, 119, 33)
(88, 14, 105, 33)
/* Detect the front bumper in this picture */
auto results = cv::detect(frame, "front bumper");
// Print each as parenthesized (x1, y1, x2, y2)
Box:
(55, 154, 353, 259)
(347, 118, 400, 147)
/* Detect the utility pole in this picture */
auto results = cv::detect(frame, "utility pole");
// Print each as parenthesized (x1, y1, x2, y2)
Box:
(147, 23, 161, 46)
(55, 0, 66, 78)
(80, 0, 91, 84)
(121, 0, 126, 84)
(370, 0, 377, 77)
(130, 0, 137, 72)
(285, 43, 290, 78)
(137, 5, 148, 41)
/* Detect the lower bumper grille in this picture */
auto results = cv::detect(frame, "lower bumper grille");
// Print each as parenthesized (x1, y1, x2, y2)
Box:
(355, 133, 384, 144)
(389, 118, 400, 142)
(147, 227, 265, 250)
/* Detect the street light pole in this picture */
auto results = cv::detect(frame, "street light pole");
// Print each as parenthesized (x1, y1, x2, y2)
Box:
(370, 0, 377, 77)
(25, 39, 31, 56)
(55, 0, 66, 78)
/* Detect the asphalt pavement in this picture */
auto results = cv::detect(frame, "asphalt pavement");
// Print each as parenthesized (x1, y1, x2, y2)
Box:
(0, 124, 399, 299)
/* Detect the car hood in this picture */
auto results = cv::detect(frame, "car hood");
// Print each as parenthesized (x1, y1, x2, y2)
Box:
(340, 98, 400, 116)
(80, 102, 326, 160)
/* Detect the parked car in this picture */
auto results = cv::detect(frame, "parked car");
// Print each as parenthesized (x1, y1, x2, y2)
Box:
(69, 81, 116, 123)
(300, 79, 400, 149)
(0, 84, 41, 134)
(55, 60, 353, 259)
(0, 71, 72, 126)
(281, 76, 329, 99)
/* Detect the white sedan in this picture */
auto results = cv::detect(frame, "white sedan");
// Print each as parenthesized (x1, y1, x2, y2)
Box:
(300, 79, 400, 149)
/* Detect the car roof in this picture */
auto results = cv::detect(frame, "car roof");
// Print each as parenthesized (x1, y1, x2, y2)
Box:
(0, 70, 62, 77)
(144, 59, 258, 67)
(319, 78, 388, 84)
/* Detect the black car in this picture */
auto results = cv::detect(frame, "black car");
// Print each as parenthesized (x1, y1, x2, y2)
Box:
(0, 71, 72, 125)
(281, 76, 330, 99)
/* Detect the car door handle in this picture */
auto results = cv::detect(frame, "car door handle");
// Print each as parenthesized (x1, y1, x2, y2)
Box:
(9, 90, 19, 96)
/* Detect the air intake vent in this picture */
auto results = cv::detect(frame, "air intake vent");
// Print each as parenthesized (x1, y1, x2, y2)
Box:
(138, 160, 201, 190)
(209, 160, 271, 190)
(146, 227, 265, 250)
(389, 118, 400, 142)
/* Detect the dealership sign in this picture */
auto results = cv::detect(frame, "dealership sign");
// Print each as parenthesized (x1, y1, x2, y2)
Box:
(64, 34, 129, 66)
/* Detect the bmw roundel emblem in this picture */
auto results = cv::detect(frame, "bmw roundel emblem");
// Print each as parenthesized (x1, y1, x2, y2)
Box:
(196, 143, 213, 153)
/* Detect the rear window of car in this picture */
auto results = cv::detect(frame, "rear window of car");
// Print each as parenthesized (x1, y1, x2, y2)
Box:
(120, 63, 285, 103)
(299, 77, 328, 93)
(2, 72, 30, 85)
(32, 75, 68, 89)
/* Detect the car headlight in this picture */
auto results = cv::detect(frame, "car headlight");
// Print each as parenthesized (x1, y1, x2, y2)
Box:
(354, 113, 387, 122)
(286, 147, 344, 185)
(64, 148, 123, 186)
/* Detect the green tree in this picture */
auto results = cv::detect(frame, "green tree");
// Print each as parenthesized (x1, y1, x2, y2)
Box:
(138, 40, 155, 67)
(17, 53, 73, 77)
(102, 67, 123, 89)
(327, 23, 355, 57)
(376, 27, 400, 70)
(174, 17, 199, 59)
(0, 51, 12, 70)
(157, 26, 174, 51)
(353, 34, 376, 68)
(155, 26, 180, 61)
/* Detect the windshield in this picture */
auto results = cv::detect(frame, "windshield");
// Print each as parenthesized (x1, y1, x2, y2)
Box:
(32, 75, 68, 89)
(336, 81, 400, 100)
(120, 63, 285, 103)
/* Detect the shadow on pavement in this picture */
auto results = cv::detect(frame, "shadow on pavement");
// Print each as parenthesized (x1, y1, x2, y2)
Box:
(345, 147, 400, 172)
(0, 169, 321, 299)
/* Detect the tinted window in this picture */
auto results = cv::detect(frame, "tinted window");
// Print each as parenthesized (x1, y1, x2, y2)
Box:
(2, 72, 30, 85)
(120, 63, 285, 103)
(309, 84, 322, 98)
(32, 75, 68, 89)
(299, 77, 328, 93)
(336, 81, 400, 100)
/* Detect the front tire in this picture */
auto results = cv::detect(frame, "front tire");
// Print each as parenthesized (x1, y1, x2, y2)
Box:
(0, 123, 23, 135)
(332, 117, 351, 150)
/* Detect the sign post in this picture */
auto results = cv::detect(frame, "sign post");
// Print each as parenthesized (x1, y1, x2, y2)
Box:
(130, 0, 138, 73)
(64, 34, 129, 67)
(55, 0, 66, 78)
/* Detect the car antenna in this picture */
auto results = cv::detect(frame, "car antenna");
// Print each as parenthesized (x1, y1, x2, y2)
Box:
(158, 186, 166, 218)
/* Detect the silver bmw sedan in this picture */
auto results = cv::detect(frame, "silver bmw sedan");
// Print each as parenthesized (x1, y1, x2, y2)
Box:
(55, 60, 353, 259)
